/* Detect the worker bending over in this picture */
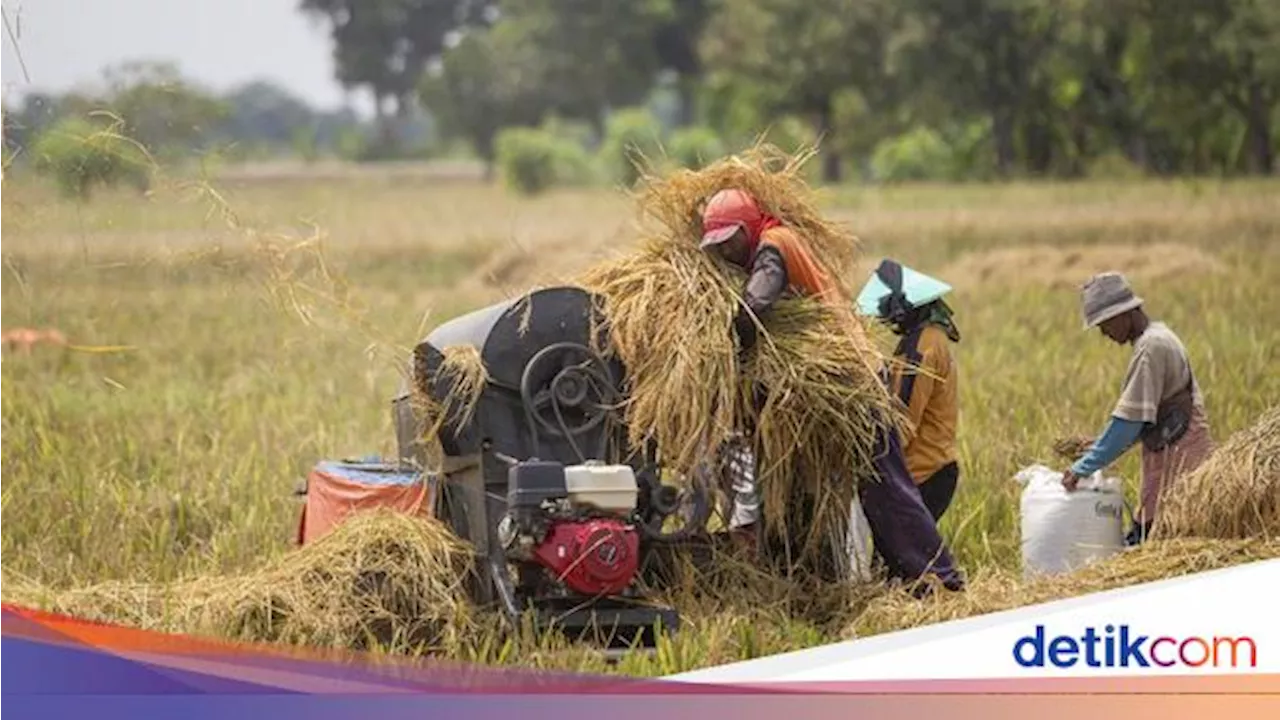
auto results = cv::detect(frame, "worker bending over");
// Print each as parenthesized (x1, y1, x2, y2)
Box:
(698, 188, 964, 592)
(857, 260, 961, 521)
(1061, 272, 1215, 545)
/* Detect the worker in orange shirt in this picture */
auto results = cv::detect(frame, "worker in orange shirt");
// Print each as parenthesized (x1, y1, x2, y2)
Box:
(857, 259, 960, 521)
(697, 189, 845, 353)
(698, 188, 965, 593)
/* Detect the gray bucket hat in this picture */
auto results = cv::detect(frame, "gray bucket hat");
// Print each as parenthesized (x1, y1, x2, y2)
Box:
(1080, 271, 1144, 329)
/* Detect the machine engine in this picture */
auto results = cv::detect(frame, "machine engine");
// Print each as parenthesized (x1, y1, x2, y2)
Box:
(501, 461, 641, 597)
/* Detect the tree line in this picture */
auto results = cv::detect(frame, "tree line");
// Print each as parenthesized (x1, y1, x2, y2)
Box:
(4, 0, 1276, 192)
(1, 60, 443, 197)
(3, 61, 383, 166)
(304, 0, 1279, 182)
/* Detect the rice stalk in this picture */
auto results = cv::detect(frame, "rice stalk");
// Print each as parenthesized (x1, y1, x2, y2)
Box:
(411, 343, 490, 447)
(1052, 434, 1095, 461)
(574, 238, 744, 473)
(630, 142, 862, 302)
(1153, 405, 1280, 541)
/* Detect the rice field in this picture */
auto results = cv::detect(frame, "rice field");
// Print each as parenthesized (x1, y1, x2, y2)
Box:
(3, 161, 1279, 673)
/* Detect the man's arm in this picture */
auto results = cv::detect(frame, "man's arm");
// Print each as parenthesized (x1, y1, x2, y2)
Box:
(734, 246, 787, 352)
(1064, 348, 1157, 489)
(1070, 415, 1146, 477)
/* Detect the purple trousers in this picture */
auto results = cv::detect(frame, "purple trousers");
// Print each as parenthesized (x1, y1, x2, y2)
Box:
(859, 423, 965, 593)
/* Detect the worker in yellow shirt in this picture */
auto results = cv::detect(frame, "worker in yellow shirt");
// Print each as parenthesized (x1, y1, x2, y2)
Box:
(857, 259, 960, 520)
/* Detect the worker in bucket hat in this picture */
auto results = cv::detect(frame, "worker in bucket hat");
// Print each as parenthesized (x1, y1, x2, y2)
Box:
(1062, 272, 1215, 545)
(856, 259, 962, 521)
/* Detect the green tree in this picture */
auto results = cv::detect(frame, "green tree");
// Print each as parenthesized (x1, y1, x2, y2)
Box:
(652, 0, 712, 126)
(891, 0, 1064, 177)
(420, 25, 549, 179)
(102, 61, 229, 159)
(1048, 0, 1153, 173)
(495, 0, 668, 137)
(700, 0, 898, 182)
(1142, 0, 1279, 174)
(299, 0, 478, 151)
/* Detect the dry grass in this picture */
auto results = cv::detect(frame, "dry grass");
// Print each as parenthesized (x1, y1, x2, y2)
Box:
(1153, 406, 1280, 541)
(574, 238, 744, 472)
(850, 536, 1280, 638)
(4, 511, 477, 654)
(939, 242, 1225, 292)
(410, 343, 491, 454)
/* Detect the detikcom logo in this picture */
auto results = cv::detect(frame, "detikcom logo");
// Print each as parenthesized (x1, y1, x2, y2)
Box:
(1013, 624, 1258, 669)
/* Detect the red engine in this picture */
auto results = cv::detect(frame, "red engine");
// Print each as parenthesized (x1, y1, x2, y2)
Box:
(531, 518, 640, 596)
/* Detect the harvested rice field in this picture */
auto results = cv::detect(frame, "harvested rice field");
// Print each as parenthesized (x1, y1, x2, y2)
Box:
(4, 157, 1280, 675)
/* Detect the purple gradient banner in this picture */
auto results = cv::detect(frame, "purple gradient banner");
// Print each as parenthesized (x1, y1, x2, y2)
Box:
(4, 604, 1278, 720)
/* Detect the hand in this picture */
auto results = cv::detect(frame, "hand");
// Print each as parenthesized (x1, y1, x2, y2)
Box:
(730, 524, 760, 560)
(732, 308, 758, 359)
(1061, 468, 1081, 492)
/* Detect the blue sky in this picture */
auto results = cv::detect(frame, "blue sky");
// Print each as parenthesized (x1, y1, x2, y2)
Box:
(2, 0, 362, 114)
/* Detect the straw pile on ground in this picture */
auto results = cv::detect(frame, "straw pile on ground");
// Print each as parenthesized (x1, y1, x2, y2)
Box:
(5, 511, 477, 654)
(1153, 405, 1280, 541)
(568, 145, 901, 564)
(645, 539, 887, 632)
(849, 537, 1280, 638)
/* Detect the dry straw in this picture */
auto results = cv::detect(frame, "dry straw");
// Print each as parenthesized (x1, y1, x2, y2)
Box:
(1052, 434, 1094, 462)
(570, 143, 902, 564)
(644, 538, 884, 632)
(7, 511, 477, 655)
(630, 143, 863, 301)
(849, 537, 1280, 638)
(1153, 405, 1280, 541)
(410, 343, 491, 454)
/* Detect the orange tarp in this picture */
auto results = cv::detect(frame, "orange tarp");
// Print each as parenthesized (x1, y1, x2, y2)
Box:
(296, 461, 434, 545)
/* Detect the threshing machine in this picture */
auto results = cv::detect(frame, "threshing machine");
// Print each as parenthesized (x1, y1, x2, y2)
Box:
(389, 286, 714, 649)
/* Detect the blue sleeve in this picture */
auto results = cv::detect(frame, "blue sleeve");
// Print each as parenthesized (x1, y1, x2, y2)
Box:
(1071, 416, 1146, 476)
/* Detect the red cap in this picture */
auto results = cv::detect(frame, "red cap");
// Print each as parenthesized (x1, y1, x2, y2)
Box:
(699, 189, 762, 248)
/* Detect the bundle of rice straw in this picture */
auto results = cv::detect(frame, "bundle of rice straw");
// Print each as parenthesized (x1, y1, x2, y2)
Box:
(6, 511, 477, 654)
(570, 144, 902, 563)
(410, 343, 490, 453)
(1153, 405, 1280, 541)
(1052, 434, 1094, 461)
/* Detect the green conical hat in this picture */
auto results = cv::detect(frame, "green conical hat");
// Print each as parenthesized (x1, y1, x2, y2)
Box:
(855, 260, 953, 318)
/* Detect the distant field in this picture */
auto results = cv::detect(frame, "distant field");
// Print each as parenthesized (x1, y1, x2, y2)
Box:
(3, 164, 1279, 671)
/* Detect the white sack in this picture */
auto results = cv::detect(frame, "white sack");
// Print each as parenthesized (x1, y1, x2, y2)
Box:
(846, 494, 876, 583)
(1014, 464, 1126, 579)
